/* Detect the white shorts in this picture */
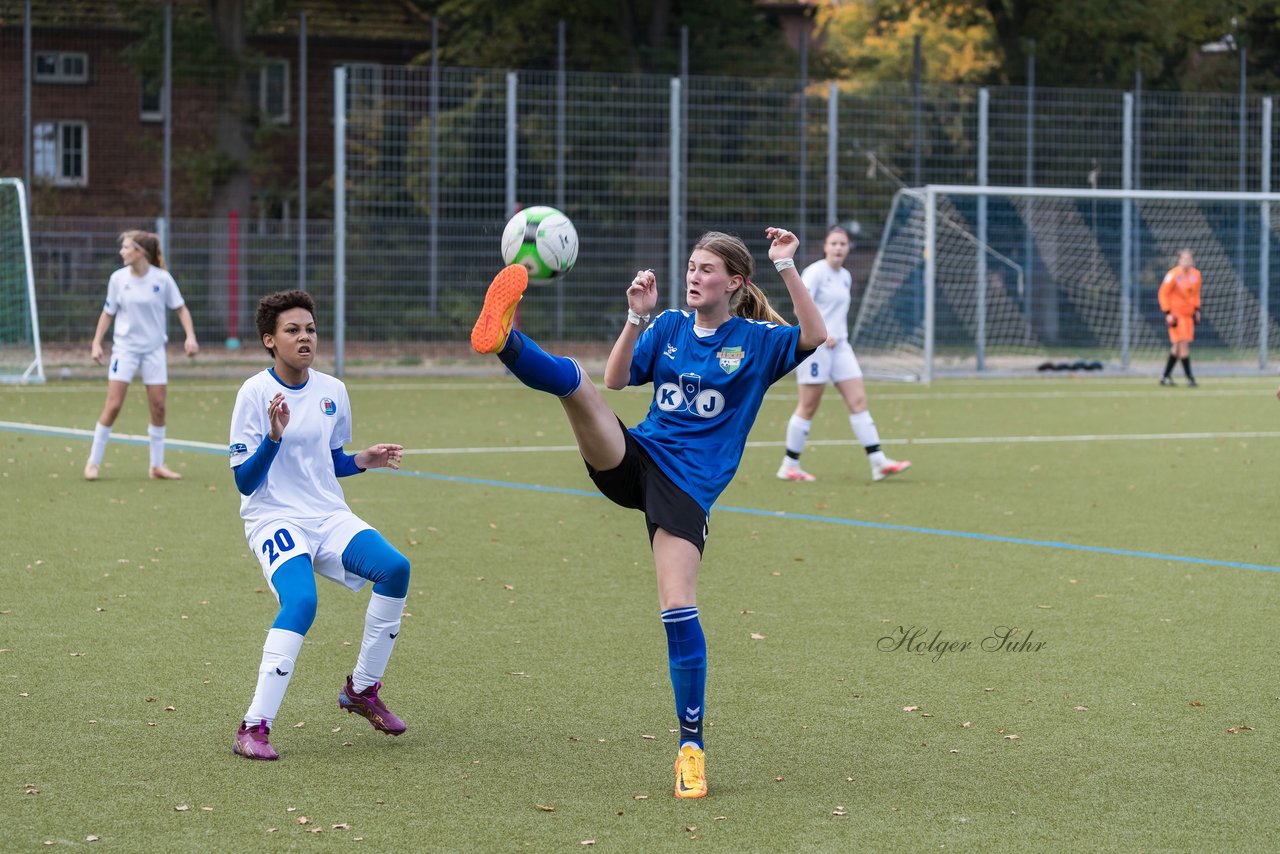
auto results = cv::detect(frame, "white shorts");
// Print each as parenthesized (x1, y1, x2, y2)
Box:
(247, 510, 373, 594)
(108, 348, 168, 385)
(796, 339, 863, 384)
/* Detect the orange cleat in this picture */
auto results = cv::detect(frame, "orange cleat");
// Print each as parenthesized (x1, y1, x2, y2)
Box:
(471, 265, 528, 355)
(674, 744, 707, 799)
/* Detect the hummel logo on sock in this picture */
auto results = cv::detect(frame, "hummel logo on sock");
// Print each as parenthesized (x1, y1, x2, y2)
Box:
(389, 631, 399, 639)
(275, 668, 290, 676)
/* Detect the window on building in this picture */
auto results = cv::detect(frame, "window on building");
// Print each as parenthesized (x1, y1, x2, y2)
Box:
(254, 59, 290, 123)
(33, 121, 88, 186)
(140, 72, 163, 122)
(34, 51, 89, 83)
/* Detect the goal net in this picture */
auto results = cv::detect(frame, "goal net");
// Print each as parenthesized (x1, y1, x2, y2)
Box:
(852, 185, 1279, 381)
(0, 179, 44, 384)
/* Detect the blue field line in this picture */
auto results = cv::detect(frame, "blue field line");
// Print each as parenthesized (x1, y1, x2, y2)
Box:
(5, 419, 1278, 574)
(385, 468, 1280, 575)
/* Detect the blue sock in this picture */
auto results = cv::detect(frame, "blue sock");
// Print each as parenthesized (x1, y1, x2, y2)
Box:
(662, 606, 706, 750)
(498, 329, 582, 397)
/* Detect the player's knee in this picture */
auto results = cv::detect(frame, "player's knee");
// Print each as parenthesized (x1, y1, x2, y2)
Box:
(375, 552, 411, 599)
(275, 588, 318, 634)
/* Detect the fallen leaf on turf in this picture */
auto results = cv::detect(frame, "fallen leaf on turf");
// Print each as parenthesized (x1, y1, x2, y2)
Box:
(1004, 734, 1020, 740)
(165, 706, 175, 712)
(70, 652, 85, 657)
(833, 807, 847, 817)
(961, 721, 971, 728)
(266, 828, 277, 833)
(581, 841, 595, 846)
(1074, 705, 1089, 711)
(286, 807, 297, 813)
(85, 834, 100, 842)
(775, 776, 784, 782)
(331, 727, 341, 733)
(293, 722, 305, 728)
(201, 807, 212, 812)
(771, 571, 781, 576)
(353, 837, 363, 842)
(343, 741, 353, 747)
(633, 795, 648, 800)
(306, 827, 322, 834)
(949, 749, 959, 754)
(18, 692, 29, 698)
(175, 805, 190, 812)
(1190, 700, 1205, 707)
(1227, 725, 1253, 734)
(332, 823, 351, 829)
(25, 786, 38, 795)
(641, 734, 655, 740)
(921, 713, 934, 718)
(147, 721, 156, 727)
(740, 609, 754, 615)
(535, 804, 555, 812)
(984, 687, 995, 693)
(503, 584, 514, 590)
(750, 632, 765, 640)
(598, 738, 606, 743)
(903, 706, 919, 713)
(846, 777, 853, 782)
(297, 817, 309, 825)
(507, 671, 529, 678)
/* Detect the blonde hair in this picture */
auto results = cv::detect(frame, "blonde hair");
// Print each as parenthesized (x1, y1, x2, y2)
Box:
(692, 231, 788, 326)
(120, 230, 166, 269)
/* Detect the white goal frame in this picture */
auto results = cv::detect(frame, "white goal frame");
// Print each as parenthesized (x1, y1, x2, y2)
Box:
(0, 178, 44, 384)
(857, 184, 1280, 383)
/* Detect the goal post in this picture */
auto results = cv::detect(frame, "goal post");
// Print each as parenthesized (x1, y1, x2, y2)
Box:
(0, 178, 44, 384)
(853, 184, 1280, 382)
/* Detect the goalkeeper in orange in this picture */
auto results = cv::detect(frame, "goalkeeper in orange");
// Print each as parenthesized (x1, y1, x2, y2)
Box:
(1158, 248, 1201, 387)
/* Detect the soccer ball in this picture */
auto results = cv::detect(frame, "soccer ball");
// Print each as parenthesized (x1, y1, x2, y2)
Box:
(501, 206, 579, 279)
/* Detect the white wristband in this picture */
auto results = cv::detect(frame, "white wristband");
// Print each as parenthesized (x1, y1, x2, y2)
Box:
(774, 258, 796, 272)
(627, 308, 650, 326)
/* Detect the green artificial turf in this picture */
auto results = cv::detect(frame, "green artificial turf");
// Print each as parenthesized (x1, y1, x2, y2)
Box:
(4, 375, 1280, 851)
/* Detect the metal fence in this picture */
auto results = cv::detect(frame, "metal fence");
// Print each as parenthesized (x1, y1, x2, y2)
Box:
(12, 61, 1280, 371)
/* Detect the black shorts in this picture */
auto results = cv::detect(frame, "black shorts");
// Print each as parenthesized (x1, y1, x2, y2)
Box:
(585, 419, 709, 555)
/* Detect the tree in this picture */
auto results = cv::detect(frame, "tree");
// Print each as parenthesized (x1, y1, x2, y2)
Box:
(813, 1, 1000, 85)
(429, 0, 798, 77)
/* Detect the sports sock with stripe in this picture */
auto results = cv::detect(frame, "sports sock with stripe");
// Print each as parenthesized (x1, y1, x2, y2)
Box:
(498, 329, 583, 397)
(662, 606, 706, 750)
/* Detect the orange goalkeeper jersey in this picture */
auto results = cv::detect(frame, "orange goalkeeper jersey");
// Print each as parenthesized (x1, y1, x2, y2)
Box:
(1159, 266, 1201, 316)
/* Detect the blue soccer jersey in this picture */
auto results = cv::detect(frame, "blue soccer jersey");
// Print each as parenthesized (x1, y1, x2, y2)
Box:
(628, 309, 809, 512)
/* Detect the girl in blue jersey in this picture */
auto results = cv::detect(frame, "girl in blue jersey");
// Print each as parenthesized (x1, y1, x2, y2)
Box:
(471, 227, 825, 798)
(227, 289, 411, 761)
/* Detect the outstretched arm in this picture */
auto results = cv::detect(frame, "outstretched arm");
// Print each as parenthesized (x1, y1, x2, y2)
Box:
(765, 227, 826, 351)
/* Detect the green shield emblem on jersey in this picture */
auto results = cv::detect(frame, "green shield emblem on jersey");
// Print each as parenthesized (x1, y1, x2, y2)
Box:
(717, 346, 744, 374)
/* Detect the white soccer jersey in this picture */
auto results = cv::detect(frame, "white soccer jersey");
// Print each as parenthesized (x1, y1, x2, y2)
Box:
(228, 368, 355, 535)
(103, 265, 185, 354)
(800, 259, 852, 342)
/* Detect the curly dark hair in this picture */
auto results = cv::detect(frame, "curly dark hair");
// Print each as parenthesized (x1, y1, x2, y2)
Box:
(255, 290, 316, 357)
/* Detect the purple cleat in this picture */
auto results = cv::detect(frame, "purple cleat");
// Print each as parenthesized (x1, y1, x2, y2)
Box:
(339, 675, 406, 735)
(233, 721, 279, 760)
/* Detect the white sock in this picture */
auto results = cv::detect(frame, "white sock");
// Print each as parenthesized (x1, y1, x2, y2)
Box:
(352, 592, 406, 692)
(88, 422, 112, 466)
(784, 414, 811, 463)
(850, 411, 887, 466)
(147, 424, 165, 469)
(244, 628, 305, 727)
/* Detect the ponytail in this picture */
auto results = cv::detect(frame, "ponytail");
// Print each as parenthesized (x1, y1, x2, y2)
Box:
(733, 278, 788, 325)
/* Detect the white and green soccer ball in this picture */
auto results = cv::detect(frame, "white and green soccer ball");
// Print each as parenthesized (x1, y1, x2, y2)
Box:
(501, 205, 579, 279)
